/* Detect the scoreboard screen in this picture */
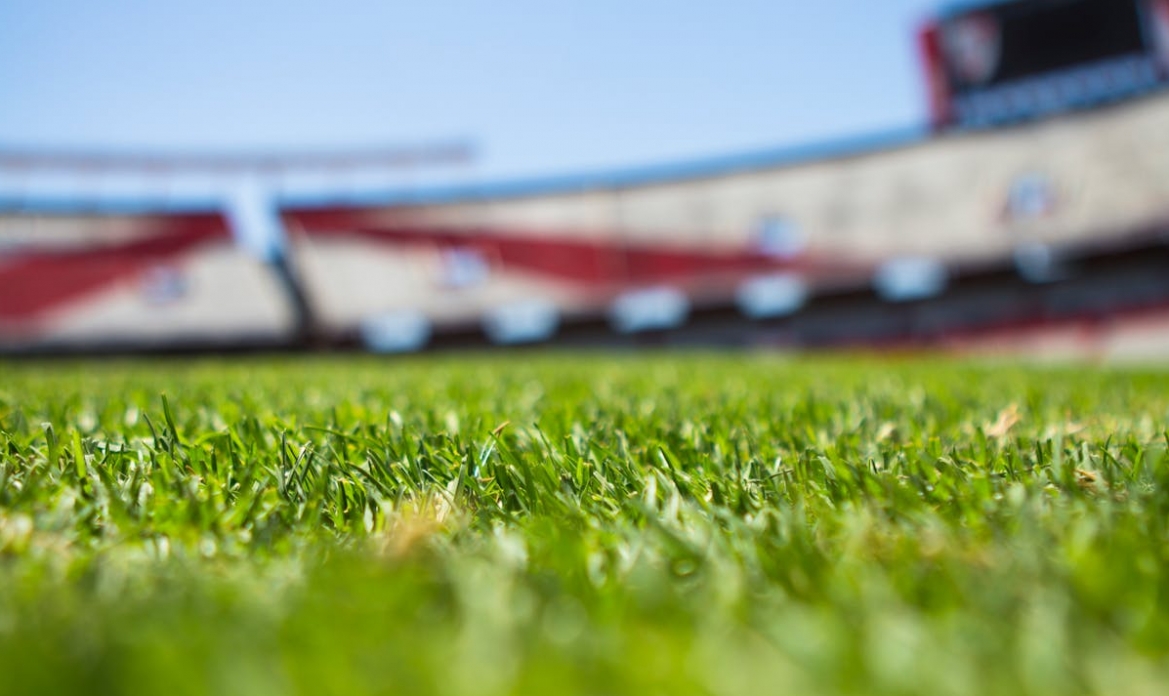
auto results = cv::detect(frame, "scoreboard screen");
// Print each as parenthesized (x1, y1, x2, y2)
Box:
(942, 0, 1147, 90)
(925, 0, 1168, 128)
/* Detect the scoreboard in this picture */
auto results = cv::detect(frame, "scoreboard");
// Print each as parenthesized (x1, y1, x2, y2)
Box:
(921, 0, 1169, 129)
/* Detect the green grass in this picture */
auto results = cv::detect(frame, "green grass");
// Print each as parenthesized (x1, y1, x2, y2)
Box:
(2, 355, 1169, 695)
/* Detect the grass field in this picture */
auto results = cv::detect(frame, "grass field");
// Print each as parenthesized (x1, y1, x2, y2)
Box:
(1, 355, 1168, 695)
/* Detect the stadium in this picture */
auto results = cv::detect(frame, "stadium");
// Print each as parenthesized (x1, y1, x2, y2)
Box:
(5, 0, 1169, 360)
(7, 3, 1169, 695)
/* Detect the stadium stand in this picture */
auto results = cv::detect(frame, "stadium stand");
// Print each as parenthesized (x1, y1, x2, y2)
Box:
(3, 0, 1169, 358)
(0, 208, 296, 351)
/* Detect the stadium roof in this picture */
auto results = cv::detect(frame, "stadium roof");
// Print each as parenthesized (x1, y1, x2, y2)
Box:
(0, 141, 473, 174)
(0, 126, 928, 214)
(277, 127, 928, 208)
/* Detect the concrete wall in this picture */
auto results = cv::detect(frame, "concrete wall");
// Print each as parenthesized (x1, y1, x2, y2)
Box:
(4, 92, 1166, 350)
(286, 92, 1169, 334)
(410, 94, 1169, 260)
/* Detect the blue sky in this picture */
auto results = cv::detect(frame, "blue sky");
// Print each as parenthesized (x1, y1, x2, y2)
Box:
(0, 0, 937, 182)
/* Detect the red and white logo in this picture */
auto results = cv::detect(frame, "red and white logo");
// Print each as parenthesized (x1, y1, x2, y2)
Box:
(941, 12, 1001, 86)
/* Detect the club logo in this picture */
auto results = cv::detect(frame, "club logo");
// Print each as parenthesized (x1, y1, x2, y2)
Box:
(1003, 173, 1056, 223)
(438, 247, 490, 289)
(941, 12, 1001, 86)
(753, 215, 805, 259)
(138, 264, 188, 306)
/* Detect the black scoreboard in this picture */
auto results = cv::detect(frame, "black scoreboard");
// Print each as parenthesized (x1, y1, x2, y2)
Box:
(920, 0, 1169, 129)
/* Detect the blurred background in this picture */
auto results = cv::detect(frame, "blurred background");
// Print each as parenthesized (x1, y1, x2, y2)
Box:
(3, 0, 1169, 360)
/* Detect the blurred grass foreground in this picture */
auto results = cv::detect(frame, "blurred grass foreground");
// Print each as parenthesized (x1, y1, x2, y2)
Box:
(2, 355, 1169, 695)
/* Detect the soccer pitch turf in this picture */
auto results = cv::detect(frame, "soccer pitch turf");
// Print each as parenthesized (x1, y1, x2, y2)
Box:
(1, 355, 1168, 695)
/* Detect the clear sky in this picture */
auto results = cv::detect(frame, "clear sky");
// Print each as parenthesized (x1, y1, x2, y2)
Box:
(0, 0, 937, 183)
